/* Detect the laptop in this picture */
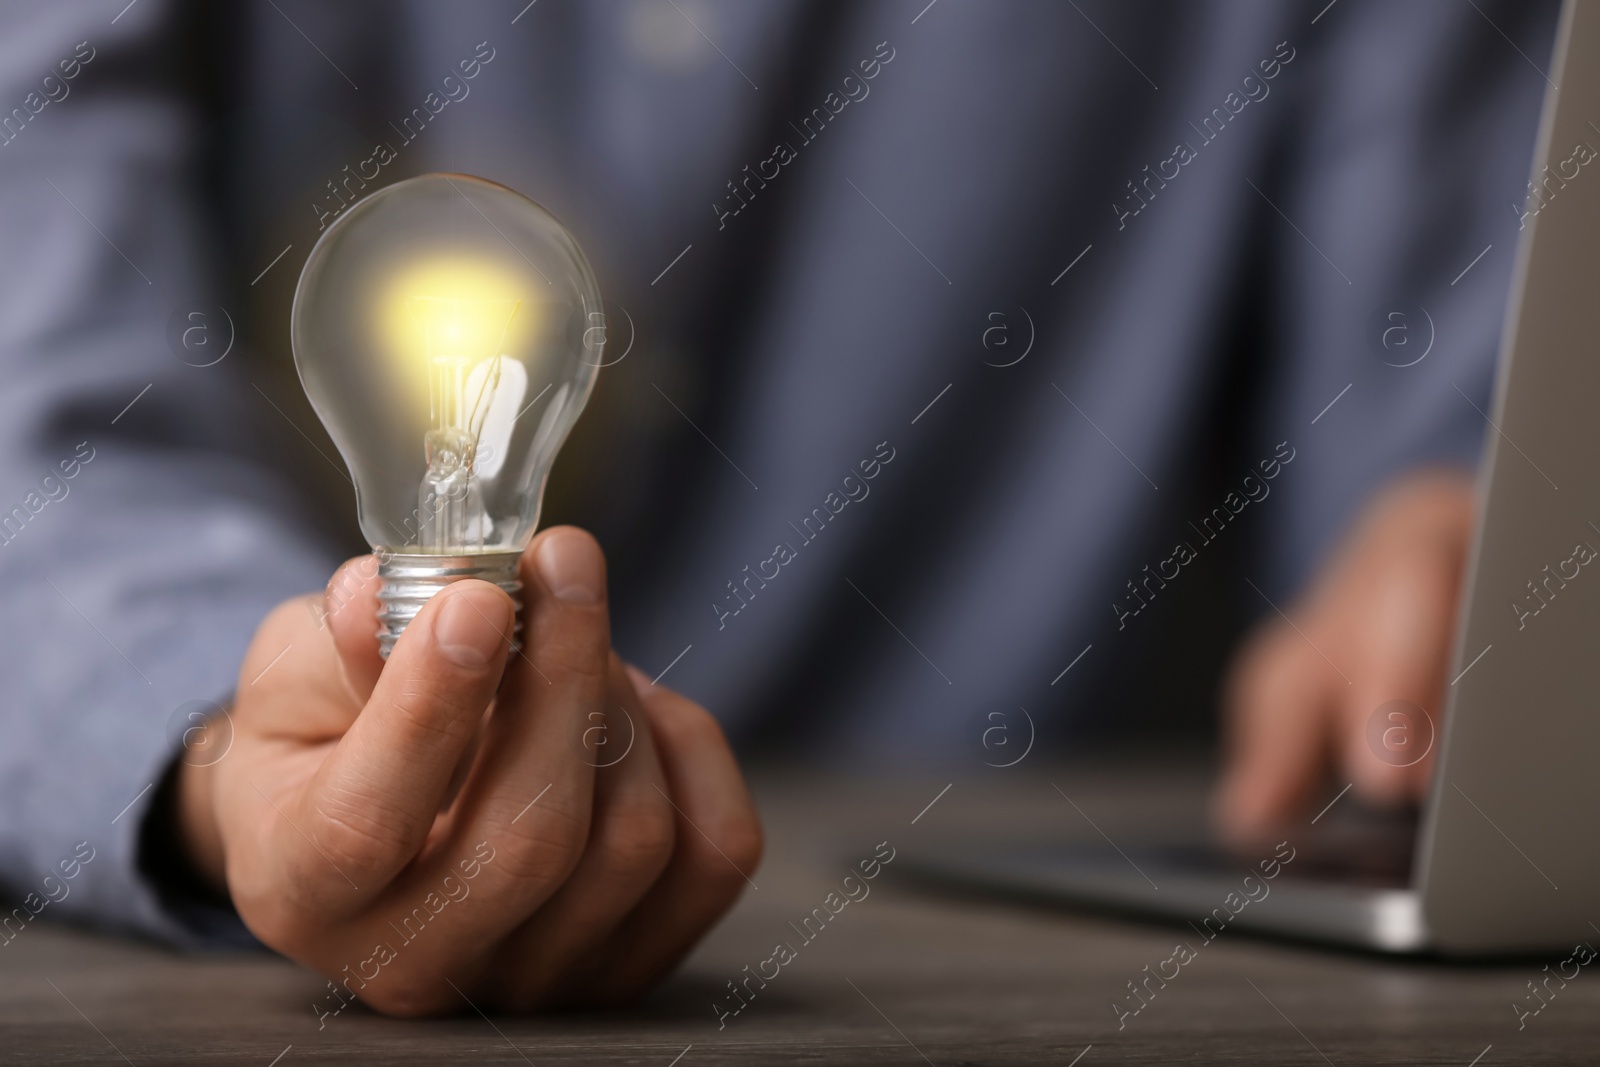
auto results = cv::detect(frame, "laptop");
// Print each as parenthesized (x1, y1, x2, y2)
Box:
(902, 0, 1600, 956)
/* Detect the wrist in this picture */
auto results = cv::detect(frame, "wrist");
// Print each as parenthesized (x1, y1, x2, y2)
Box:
(173, 750, 227, 896)
(135, 738, 232, 921)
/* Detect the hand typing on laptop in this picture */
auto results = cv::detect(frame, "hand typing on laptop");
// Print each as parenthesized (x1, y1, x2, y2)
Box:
(1214, 471, 1476, 848)
(162, 527, 762, 1016)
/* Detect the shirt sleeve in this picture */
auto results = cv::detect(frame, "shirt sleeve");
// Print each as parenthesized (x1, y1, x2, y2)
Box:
(0, 2, 338, 945)
(1250, 0, 1559, 600)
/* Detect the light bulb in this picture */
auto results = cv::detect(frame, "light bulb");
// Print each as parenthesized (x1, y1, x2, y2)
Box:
(292, 173, 603, 656)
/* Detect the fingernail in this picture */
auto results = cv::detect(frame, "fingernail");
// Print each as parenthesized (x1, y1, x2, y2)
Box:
(536, 528, 604, 604)
(434, 584, 510, 668)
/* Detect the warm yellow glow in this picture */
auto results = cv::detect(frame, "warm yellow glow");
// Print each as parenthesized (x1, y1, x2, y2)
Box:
(375, 257, 533, 386)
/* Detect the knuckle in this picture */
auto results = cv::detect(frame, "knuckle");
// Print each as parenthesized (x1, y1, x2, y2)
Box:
(492, 837, 580, 886)
(682, 803, 764, 883)
(717, 808, 765, 873)
(593, 793, 676, 877)
(533, 628, 609, 687)
(312, 790, 418, 872)
(387, 685, 483, 746)
(494, 801, 590, 884)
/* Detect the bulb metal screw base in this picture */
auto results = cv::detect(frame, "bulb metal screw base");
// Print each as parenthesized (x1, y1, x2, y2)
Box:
(376, 552, 523, 659)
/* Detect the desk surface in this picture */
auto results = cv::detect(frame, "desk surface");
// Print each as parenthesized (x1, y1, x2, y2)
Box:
(2, 762, 1595, 1065)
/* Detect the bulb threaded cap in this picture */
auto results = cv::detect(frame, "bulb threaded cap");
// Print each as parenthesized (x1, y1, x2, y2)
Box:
(376, 552, 523, 659)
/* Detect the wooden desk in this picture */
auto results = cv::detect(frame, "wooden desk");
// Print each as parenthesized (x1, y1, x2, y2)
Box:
(2, 762, 1595, 1064)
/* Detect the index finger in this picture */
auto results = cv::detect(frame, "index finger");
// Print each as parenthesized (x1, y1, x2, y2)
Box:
(1213, 624, 1340, 849)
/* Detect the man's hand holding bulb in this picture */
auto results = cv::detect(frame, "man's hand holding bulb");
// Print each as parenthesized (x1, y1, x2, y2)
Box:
(171, 526, 762, 1016)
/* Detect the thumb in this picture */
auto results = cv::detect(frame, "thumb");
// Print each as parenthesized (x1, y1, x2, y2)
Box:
(288, 580, 515, 914)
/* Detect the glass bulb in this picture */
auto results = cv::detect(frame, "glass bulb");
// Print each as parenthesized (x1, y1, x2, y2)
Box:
(292, 173, 603, 656)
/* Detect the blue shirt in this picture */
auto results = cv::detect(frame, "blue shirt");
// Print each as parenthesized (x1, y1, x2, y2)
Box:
(0, 0, 1558, 942)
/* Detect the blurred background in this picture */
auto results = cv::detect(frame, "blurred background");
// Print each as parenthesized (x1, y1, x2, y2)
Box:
(0, 0, 1559, 779)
